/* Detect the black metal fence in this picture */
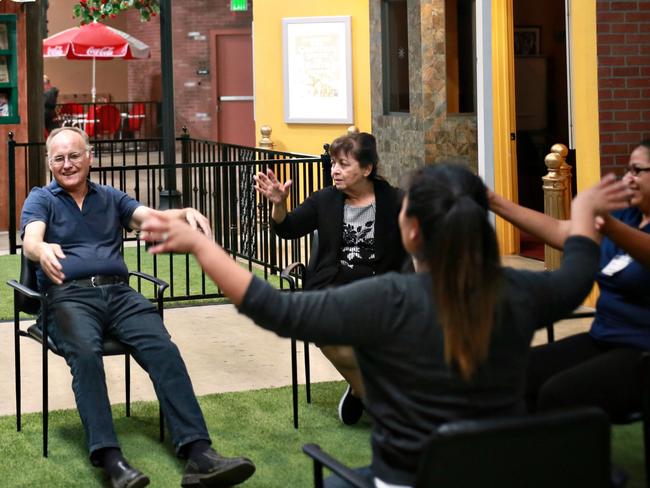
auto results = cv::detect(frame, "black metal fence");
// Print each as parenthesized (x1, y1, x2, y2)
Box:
(7, 131, 331, 303)
(54, 100, 160, 140)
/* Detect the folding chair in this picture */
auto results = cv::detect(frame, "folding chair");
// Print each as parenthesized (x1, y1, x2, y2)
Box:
(279, 231, 319, 428)
(303, 407, 612, 488)
(8, 253, 169, 457)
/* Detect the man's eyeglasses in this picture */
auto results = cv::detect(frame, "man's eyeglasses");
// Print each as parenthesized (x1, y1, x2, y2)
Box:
(49, 151, 87, 166)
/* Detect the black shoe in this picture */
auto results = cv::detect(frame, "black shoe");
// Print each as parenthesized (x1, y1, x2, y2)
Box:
(338, 385, 364, 425)
(109, 460, 150, 488)
(181, 448, 256, 487)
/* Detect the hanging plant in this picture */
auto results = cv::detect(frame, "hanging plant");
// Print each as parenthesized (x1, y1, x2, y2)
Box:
(73, 0, 160, 24)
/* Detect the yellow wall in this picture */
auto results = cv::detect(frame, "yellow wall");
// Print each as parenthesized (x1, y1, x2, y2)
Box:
(252, 0, 371, 154)
(570, 0, 601, 190)
(491, 0, 519, 254)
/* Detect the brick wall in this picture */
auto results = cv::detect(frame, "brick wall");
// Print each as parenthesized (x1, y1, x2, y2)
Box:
(597, 0, 650, 171)
(126, 1, 252, 140)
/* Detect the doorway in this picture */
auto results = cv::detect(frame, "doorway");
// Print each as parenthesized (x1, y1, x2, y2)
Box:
(210, 28, 255, 146)
(513, 0, 569, 260)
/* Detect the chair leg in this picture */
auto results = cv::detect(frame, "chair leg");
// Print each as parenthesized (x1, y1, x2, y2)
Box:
(640, 354, 650, 488)
(304, 341, 311, 404)
(643, 416, 650, 488)
(14, 301, 21, 432)
(291, 338, 299, 428)
(42, 326, 49, 458)
(159, 405, 164, 442)
(125, 354, 131, 418)
(313, 458, 324, 488)
(546, 324, 555, 343)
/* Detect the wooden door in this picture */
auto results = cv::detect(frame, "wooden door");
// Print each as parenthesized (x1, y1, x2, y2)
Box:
(210, 28, 255, 146)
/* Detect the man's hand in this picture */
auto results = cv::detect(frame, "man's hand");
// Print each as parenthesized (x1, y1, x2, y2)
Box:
(38, 242, 66, 285)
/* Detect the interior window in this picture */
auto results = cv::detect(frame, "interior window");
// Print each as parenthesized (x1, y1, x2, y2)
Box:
(382, 0, 410, 114)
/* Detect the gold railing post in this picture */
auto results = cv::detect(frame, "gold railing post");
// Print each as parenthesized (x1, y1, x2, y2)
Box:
(552, 143, 572, 218)
(543, 144, 570, 270)
(258, 125, 274, 150)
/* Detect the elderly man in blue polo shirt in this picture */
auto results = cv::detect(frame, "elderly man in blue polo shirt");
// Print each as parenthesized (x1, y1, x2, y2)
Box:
(21, 127, 255, 488)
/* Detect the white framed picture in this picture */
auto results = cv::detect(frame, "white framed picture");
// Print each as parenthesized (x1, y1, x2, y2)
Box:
(282, 16, 353, 124)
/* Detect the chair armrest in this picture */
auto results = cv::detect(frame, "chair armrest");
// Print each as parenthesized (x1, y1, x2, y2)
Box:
(128, 271, 169, 295)
(7, 279, 44, 301)
(302, 444, 370, 488)
(7, 279, 45, 317)
(280, 262, 306, 292)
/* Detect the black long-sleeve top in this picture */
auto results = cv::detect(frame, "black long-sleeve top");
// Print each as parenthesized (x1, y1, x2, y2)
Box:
(239, 236, 600, 485)
(271, 179, 406, 290)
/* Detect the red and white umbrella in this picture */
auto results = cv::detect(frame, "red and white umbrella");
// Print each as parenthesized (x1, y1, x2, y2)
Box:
(43, 22, 150, 102)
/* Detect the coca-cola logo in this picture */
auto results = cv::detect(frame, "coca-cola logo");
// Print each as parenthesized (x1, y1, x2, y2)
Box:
(86, 46, 115, 57)
(46, 46, 65, 56)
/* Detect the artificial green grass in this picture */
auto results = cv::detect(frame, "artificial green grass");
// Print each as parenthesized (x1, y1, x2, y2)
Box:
(0, 248, 281, 322)
(0, 381, 647, 486)
(0, 381, 371, 487)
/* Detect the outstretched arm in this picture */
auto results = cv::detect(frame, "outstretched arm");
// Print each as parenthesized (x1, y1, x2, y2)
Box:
(598, 214, 650, 268)
(141, 214, 251, 305)
(130, 206, 212, 238)
(488, 190, 571, 250)
(254, 169, 292, 224)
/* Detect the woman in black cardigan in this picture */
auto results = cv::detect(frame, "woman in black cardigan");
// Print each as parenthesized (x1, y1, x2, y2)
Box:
(254, 132, 407, 425)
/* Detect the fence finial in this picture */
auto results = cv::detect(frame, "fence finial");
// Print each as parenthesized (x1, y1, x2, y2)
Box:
(8, 131, 14, 141)
(259, 125, 274, 149)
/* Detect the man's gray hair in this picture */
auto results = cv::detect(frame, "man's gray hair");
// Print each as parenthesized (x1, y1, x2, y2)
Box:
(46, 127, 92, 159)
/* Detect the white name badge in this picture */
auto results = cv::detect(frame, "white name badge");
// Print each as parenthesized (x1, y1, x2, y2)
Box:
(601, 253, 633, 276)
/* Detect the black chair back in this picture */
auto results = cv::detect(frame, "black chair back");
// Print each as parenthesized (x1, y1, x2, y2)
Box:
(18, 253, 41, 315)
(416, 407, 611, 488)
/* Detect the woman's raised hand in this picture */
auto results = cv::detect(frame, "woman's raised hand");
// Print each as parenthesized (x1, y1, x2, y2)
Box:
(254, 169, 292, 205)
(570, 173, 632, 241)
(572, 173, 632, 217)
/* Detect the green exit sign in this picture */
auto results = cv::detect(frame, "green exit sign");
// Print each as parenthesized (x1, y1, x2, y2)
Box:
(230, 0, 248, 11)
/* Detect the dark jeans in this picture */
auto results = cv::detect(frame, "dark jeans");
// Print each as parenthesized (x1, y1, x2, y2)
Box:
(323, 466, 374, 488)
(526, 332, 644, 419)
(42, 282, 210, 461)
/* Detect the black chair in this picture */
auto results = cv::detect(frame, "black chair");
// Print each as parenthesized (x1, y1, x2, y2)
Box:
(280, 231, 319, 428)
(547, 310, 650, 487)
(7, 253, 169, 457)
(303, 407, 612, 488)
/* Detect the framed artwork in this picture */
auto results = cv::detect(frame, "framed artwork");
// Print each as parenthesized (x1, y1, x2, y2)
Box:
(282, 16, 353, 124)
(514, 26, 541, 56)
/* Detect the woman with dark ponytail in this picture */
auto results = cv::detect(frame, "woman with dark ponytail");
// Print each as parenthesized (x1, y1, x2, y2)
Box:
(142, 163, 629, 487)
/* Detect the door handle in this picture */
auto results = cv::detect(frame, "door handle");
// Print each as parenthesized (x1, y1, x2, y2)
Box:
(219, 96, 254, 102)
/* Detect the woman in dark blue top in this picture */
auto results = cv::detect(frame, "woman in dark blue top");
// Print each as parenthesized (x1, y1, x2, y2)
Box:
(490, 140, 650, 419)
